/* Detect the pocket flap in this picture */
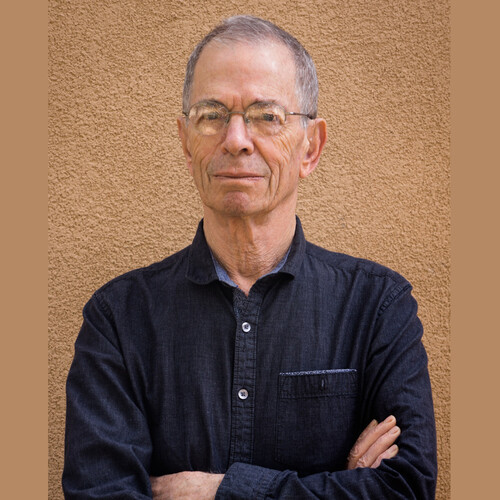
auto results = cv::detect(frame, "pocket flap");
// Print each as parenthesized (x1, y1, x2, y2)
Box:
(278, 369, 357, 398)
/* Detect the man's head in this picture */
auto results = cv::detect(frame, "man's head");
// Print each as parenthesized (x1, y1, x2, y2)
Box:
(178, 16, 327, 220)
(182, 15, 319, 123)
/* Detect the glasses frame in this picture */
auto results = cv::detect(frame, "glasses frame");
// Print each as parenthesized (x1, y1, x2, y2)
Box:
(182, 100, 314, 136)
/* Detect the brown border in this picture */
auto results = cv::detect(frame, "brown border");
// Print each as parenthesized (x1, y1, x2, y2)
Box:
(3, 1, 48, 498)
(10, 0, 495, 496)
(452, 0, 498, 498)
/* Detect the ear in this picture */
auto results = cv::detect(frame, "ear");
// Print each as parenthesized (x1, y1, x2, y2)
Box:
(299, 118, 327, 179)
(177, 116, 193, 175)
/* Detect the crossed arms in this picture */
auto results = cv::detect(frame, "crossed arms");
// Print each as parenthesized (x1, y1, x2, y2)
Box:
(63, 267, 437, 499)
(150, 416, 401, 499)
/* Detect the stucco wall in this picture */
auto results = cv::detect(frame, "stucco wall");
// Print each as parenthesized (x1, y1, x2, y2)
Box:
(48, 0, 450, 498)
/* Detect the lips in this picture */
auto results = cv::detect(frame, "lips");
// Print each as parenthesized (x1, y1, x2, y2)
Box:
(214, 172, 263, 178)
(208, 158, 268, 180)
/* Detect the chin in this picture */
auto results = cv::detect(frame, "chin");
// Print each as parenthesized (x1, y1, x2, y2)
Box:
(203, 191, 271, 218)
(220, 203, 255, 217)
(213, 197, 263, 218)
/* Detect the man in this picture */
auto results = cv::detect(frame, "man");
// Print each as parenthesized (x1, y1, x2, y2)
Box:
(63, 15, 437, 499)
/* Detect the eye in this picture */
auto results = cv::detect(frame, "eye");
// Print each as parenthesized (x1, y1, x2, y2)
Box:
(247, 104, 286, 126)
(188, 103, 228, 135)
(199, 109, 224, 121)
(261, 112, 278, 122)
(191, 104, 227, 124)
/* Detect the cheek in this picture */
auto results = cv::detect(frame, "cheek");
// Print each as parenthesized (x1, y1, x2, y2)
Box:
(189, 137, 218, 175)
(261, 132, 304, 182)
(271, 132, 296, 160)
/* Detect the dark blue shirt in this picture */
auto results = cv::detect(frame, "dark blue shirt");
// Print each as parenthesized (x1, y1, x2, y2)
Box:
(63, 218, 437, 499)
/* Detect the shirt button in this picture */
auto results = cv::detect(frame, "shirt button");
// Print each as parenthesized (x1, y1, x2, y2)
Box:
(238, 388, 249, 400)
(242, 322, 251, 333)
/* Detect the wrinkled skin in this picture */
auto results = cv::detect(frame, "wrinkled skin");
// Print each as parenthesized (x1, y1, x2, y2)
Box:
(177, 41, 325, 223)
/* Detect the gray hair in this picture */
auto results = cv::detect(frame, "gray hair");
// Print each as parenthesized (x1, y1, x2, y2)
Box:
(182, 15, 318, 120)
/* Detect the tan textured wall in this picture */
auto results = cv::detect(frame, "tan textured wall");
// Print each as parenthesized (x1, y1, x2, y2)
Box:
(49, 1, 450, 498)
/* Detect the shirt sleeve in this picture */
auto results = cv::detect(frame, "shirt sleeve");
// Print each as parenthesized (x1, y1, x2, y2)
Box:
(215, 284, 437, 499)
(62, 293, 154, 499)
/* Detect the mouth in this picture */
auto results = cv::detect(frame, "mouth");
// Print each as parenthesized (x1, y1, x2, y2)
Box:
(213, 172, 264, 181)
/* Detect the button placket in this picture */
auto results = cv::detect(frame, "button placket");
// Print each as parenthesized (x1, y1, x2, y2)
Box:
(229, 290, 262, 464)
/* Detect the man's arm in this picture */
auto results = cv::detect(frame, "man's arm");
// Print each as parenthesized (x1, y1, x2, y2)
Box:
(150, 417, 400, 499)
(62, 294, 154, 499)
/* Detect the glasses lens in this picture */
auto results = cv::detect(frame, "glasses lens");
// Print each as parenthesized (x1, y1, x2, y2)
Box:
(246, 103, 286, 136)
(189, 103, 227, 135)
(187, 102, 288, 136)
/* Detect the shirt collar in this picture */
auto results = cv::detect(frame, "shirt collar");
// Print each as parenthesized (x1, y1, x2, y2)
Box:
(210, 245, 291, 289)
(185, 217, 307, 285)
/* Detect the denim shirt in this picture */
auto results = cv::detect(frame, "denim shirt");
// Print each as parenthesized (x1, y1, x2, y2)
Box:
(63, 218, 437, 499)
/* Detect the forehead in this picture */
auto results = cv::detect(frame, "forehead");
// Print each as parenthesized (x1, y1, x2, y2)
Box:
(190, 40, 298, 108)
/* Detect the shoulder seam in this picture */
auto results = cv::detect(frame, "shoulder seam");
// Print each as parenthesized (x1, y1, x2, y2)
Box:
(304, 243, 403, 281)
(94, 246, 191, 293)
(378, 282, 413, 317)
(92, 288, 113, 319)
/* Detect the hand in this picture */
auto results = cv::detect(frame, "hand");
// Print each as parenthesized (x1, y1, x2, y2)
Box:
(347, 415, 400, 469)
(149, 471, 224, 500)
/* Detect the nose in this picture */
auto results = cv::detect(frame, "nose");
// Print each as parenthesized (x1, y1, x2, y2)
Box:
(221, 112, 255, 156)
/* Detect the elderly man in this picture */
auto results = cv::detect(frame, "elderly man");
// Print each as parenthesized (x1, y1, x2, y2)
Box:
(63, 15, 437, 499)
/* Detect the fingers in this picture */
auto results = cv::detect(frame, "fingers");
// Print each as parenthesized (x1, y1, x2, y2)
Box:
(346, 418, 379, 467)
(347, 415, 400, 470)
(358, 422, 400, 468)
(372, 444, 399, 469)
(348, 416, 394, 465)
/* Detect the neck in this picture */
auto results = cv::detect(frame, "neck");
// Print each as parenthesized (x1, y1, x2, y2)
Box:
(203, 210, 296, 295)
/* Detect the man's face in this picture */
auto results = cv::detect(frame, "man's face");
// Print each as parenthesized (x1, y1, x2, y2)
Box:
(178, 41, 319, 219)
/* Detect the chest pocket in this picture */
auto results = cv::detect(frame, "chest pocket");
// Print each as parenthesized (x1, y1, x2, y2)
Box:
(275, 369, 358, 473)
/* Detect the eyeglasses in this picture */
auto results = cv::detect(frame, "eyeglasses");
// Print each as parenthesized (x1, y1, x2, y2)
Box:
(182, 101, 314, 136)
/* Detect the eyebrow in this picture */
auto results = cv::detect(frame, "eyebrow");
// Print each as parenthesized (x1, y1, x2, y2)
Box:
(194, 99, 226, 108)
